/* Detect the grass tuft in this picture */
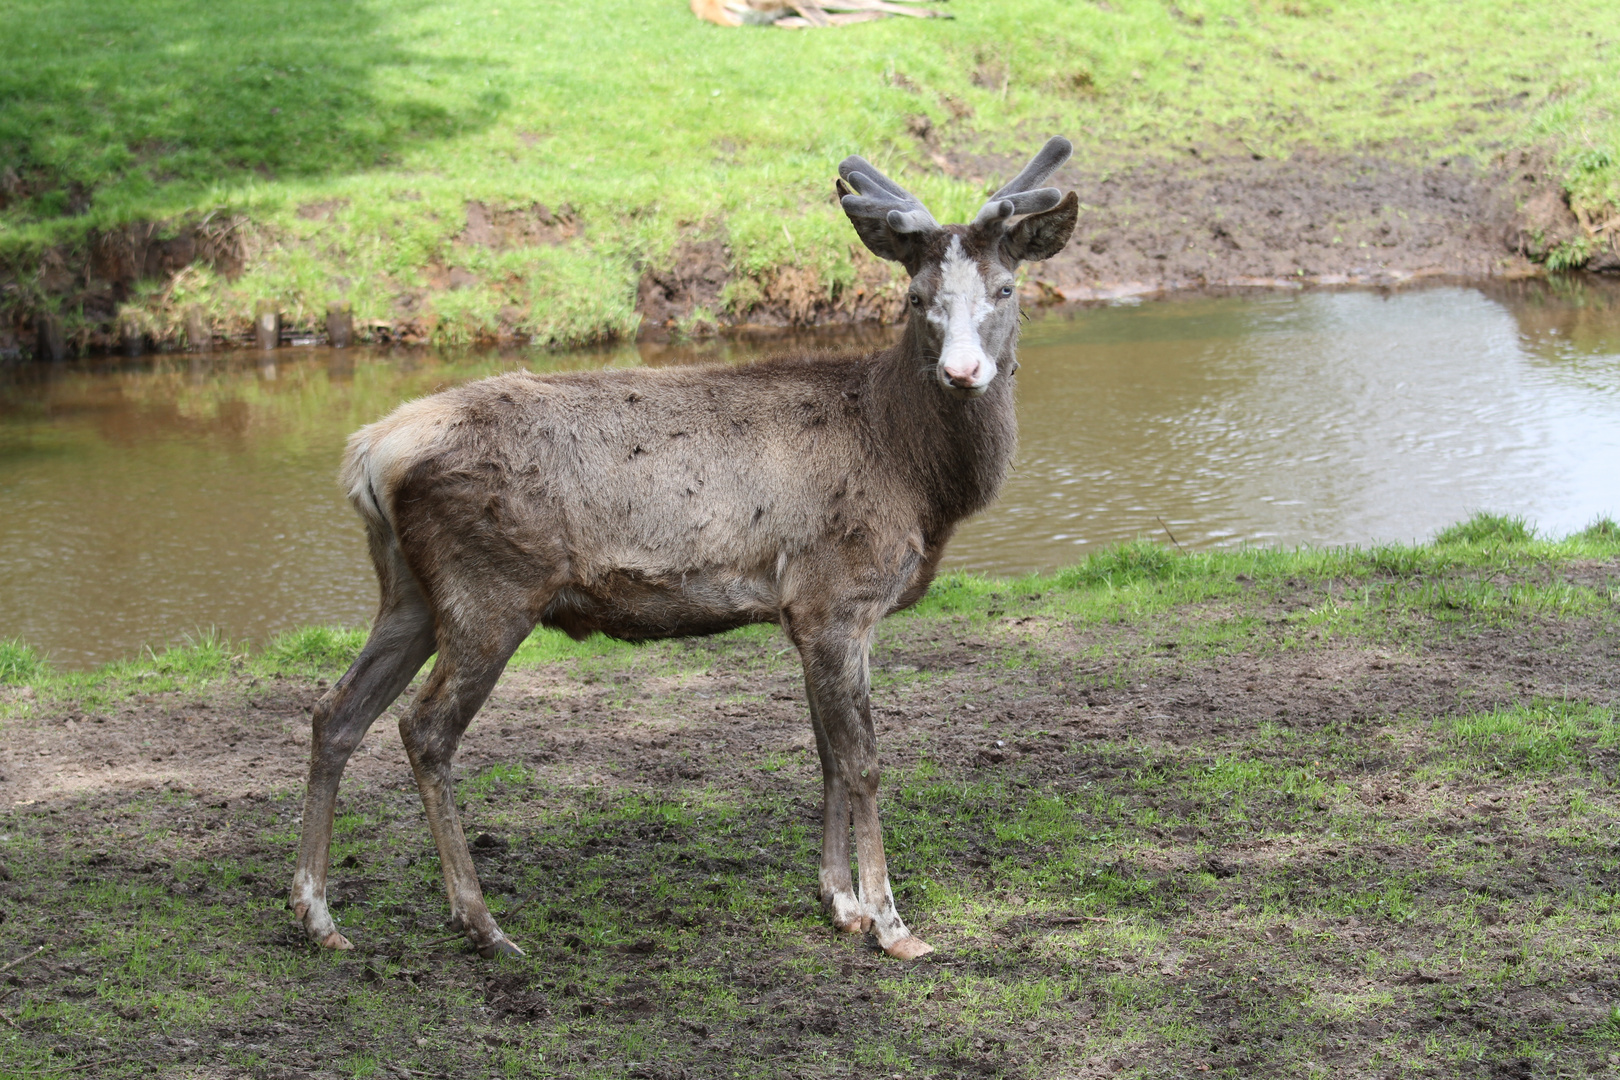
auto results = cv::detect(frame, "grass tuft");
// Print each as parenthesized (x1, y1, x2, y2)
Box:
(1433, 512, 1535, 547)
(1580, 516, 1619, 542)
(1055, 539, 1181, 589)
(258, 625, 367, 676)
(1444, 700, 1617, 775)
(0, 637, 48, 684)
(141, 628, 236, 679)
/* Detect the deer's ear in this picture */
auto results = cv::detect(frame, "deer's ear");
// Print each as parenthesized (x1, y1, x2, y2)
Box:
(1002, 191, 1079, 264)
(837, 179, 930, 273)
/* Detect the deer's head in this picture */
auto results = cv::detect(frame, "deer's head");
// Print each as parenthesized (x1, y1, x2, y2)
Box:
(837, 137, 1078, 398)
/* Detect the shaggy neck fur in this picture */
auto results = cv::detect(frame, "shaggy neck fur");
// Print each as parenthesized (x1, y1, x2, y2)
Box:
(865, 303, 1020, 533)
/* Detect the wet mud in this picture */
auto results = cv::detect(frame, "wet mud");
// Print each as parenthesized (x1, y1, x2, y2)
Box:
(1019, 148, 1616, 301)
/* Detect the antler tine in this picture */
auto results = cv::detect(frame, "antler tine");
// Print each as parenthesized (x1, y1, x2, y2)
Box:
(838, 154, 940, 235)
(973, 136, 1074, 226)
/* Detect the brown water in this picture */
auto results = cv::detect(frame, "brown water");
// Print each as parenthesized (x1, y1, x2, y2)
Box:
(4, 280, 1619, 667)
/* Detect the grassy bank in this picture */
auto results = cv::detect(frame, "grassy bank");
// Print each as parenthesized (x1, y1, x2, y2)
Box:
(2, 0, 1619, 351)
(3, 515, 1620, 1077)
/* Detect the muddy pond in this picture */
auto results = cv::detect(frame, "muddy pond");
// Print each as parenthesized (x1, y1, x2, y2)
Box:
(4, 279, 1619, 668)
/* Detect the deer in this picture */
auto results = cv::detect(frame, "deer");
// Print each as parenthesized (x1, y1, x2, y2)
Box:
(289, 137, 1079, 960)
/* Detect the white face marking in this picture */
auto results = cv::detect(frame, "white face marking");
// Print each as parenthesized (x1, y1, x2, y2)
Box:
(928, 236, 999, 393)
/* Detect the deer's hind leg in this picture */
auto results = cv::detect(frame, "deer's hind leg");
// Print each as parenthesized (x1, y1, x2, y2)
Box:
(397, 607, 535, 958)
(292, 547, 436, 949)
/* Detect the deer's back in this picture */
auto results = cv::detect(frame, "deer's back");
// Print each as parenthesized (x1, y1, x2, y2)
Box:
(347, 354, 933, 637)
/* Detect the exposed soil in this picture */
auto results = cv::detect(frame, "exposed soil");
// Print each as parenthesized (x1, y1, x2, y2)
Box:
(1012, 148, 1618, 301)
(635, 238, 731, 336)
(0, 216, 247, 357)
(3, 558, 1618, 1077)
(635, 238, 907, 339)
(456, 200, 580, 252)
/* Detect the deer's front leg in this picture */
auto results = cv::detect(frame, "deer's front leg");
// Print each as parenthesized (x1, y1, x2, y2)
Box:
(807, 685, 863, 933)
(796, 627, 932, 959)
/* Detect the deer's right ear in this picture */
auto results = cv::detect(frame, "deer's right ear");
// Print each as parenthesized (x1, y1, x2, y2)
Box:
(837, 178, 928, 271)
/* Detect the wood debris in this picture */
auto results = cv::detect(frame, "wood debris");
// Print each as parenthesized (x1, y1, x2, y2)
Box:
(691, 0, 950, 28)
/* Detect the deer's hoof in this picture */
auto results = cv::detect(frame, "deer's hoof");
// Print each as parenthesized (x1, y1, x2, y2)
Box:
(478, 936, 525, 960)
(835, 915, 872, 935)
(884, 935, 934, 960)
(320, 931, 354, 951)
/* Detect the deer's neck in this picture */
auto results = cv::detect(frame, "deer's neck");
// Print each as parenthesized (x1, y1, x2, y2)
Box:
(870, 317, 1019, 532)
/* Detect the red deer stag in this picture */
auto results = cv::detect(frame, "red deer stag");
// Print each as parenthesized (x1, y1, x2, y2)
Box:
(290, 137, 1078, 959)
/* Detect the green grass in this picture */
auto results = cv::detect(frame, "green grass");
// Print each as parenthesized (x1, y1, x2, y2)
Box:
(0, 637, 47, 683)
(1433, 512, 1536, 547)
(1445, 701, 1619, 775)
(3, 0, 1618, 345)
(257, 625, 369, 677)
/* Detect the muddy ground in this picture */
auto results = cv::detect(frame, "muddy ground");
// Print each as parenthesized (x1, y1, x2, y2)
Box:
(935, 143, 1614, 303)
(2, 551, 1620, 1078)
(1030, 150, 1594, 299)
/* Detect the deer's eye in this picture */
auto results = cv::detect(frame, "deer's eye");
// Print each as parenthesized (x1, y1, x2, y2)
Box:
(999, 285, 1014, 299)
(909, 293, 922, 307)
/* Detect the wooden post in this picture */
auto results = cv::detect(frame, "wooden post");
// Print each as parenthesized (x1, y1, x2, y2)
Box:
(35, 313, 65, 362)
(120, 316, 144, 357)
(184, 305, 209, 352)
(254, 300, 281, 350)
(326, 301, 353, 348)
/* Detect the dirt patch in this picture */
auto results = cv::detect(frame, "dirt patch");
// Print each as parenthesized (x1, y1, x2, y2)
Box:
(741, 248, 908, 328)
(636, 240, 906, 340)
(1504, 187, 1584, 263)
(1006, 149, 1585, 301)
(635, 238, 731, 336)
(294, 199, 349, 222)
(3, 556, 1618, 1077)
(457, 200, 580, 250)
(0, 216, 246, 358)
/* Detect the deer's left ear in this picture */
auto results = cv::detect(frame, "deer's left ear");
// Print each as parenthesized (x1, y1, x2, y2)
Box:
(1002, 191, 1079, 264)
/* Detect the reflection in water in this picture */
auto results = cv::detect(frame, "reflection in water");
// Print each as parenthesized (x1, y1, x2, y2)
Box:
(2, 282, 1617, 666)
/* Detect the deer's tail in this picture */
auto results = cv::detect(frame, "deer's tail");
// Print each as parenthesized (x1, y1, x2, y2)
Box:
(341, 423, 396, 540)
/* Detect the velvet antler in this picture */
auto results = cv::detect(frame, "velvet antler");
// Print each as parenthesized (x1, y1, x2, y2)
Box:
(836, 155, 941, 236)
(971, 136, 1073, 227)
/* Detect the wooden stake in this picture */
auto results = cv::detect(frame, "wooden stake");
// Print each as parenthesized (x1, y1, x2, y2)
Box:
(326, 301, 354, 348)
(184, 305, 210, 352)
(35, 314, 65, 362)
(254, 299, 281, 350)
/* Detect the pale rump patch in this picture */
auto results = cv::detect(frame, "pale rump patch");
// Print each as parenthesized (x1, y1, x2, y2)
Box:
(342, 395, 455, 529)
